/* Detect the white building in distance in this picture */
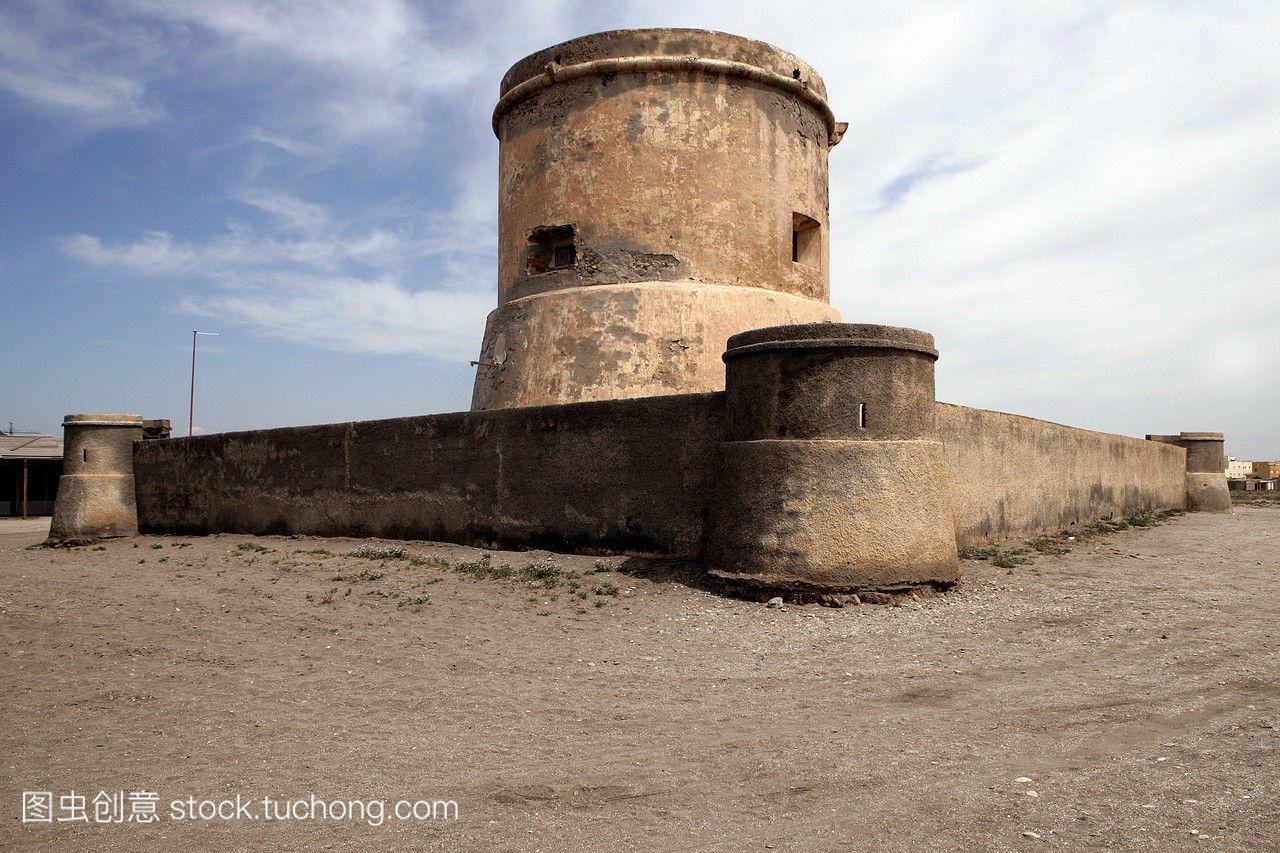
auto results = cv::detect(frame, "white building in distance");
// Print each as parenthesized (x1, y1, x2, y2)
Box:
(1227, 456, 1253, 479)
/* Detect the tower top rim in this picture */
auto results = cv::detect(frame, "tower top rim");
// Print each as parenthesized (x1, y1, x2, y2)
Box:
(493, 29, 840, 142)
(499, 29, 828, 99)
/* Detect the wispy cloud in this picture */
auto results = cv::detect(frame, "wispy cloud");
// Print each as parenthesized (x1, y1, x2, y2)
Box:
(61, 182, 495, 360)
(233, 189, 331, 231)
(179, 273, 491, 360)
(120, 0, 489, 148)
(23, 0, 1280, 451)
(607, 0, 1280, 448)
(0, 2, 162, 126)
(809, 2, 1280, 426)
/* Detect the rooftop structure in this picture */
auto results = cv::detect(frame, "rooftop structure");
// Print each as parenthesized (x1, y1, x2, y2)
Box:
(1, 433, 63, 517)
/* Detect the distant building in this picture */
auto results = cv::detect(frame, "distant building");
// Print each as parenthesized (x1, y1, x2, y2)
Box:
(1230, 478, 1277, 492)
(0, 433, 63, 517)
(1253, 461, 1280, 480)
(1227, 456, 1252, 479)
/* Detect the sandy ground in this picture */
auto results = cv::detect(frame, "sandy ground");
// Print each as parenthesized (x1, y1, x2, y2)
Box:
(1, 508, 1277, 852)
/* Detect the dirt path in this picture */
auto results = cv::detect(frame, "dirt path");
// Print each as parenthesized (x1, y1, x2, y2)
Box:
(1, 509, 1277, 851)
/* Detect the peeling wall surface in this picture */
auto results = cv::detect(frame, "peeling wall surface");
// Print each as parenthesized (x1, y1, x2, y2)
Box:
(937, 403, 1187, 547)
(473, 29, 843, 410)
(134, 394, 723, 555)
(134, 394, 1187, 556)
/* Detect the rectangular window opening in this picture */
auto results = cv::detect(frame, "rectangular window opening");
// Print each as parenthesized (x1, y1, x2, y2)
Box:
(791, 212, 820, 267)
(552, 243, 576, 269)
(526, 224, 576, 275)
(857, 402, 867, 429)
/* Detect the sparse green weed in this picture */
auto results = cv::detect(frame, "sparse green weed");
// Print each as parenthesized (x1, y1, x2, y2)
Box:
(992, 552, 1030, 569)
(333, 567, 385, 583)
(398, 595, 430, 612)
(350, 545, 407, 560)
(1028, 536, 1071, 556)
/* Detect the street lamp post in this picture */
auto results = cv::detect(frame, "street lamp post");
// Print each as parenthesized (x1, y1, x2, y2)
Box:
(189, 330, 220, 437)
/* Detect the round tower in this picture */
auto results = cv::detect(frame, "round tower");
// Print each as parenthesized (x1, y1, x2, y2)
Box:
(1145, 431, 1231, 512)
(704, 324, 960, 593)
(48, 413, 143, 541)
(472, 28, 845, 410)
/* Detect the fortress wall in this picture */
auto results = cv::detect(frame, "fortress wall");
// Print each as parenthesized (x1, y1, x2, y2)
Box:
(936, 403, 1187, 547)
(132, 393, 1187, 558)
(134, 393, 723, 555)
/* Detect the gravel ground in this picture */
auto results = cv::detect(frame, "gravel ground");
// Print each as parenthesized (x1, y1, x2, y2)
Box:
(1, 507, 1277, 851)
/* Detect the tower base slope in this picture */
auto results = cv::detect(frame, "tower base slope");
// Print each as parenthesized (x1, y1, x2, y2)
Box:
(470, 282, 840, 410)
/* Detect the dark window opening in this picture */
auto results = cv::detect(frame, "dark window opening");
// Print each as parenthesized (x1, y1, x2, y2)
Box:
(83, 448, 88, 463)
(552, 243, 576, 269)
(526, 224, 576, 275)
(791, 212, 820, 267)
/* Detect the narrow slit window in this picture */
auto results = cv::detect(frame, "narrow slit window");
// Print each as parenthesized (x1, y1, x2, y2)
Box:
(857, 403, 867, 429)
(526, 224, 576, 274)
(83, 448, 88, 462)
(791, 212, 820, 267)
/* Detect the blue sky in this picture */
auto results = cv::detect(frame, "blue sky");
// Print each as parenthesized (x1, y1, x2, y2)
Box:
(2, 1, 1277, 457)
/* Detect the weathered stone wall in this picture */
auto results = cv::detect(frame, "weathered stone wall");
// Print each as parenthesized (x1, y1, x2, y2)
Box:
(473, 29, 843, 410)
(1145, 431, 1231, 512)
(133, 394, 1188, 557)
(706, 324, 959, 592)
(937, 403, 1187, 547)
(134, 393, 723, 555)
(49, 414, 143, 541)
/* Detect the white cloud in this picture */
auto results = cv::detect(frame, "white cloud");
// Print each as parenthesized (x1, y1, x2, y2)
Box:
(0, 0, 518, 147)
(233, 189, 331, 231)
(0, 66, 158, 124)
(0, 3, 162, 126)
(61, 231, 197, 275)
(179, 274, 491, 360)
(36, 0, 1280, 453)
(603, 0, 1279, 451)
(61, 181, 496, 361)
(117, 0, 500, 151)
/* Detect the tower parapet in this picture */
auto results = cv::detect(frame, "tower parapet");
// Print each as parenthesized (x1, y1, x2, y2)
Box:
(48, 413, 143, 541)
(704, 324, 960, 593)
(472, 28, 844, 410)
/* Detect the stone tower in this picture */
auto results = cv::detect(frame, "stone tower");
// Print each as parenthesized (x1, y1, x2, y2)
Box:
(1146, 431, 1232, 512)
(472, 29, 845, 410)
(705, 324, 961, 592)
(48, 413, 144, 541)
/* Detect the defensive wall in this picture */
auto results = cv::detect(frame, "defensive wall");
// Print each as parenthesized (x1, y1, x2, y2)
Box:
(127, 325, 1191, 592)
(130, 400, 1186, 555)
(938, 405, 1186, 545)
